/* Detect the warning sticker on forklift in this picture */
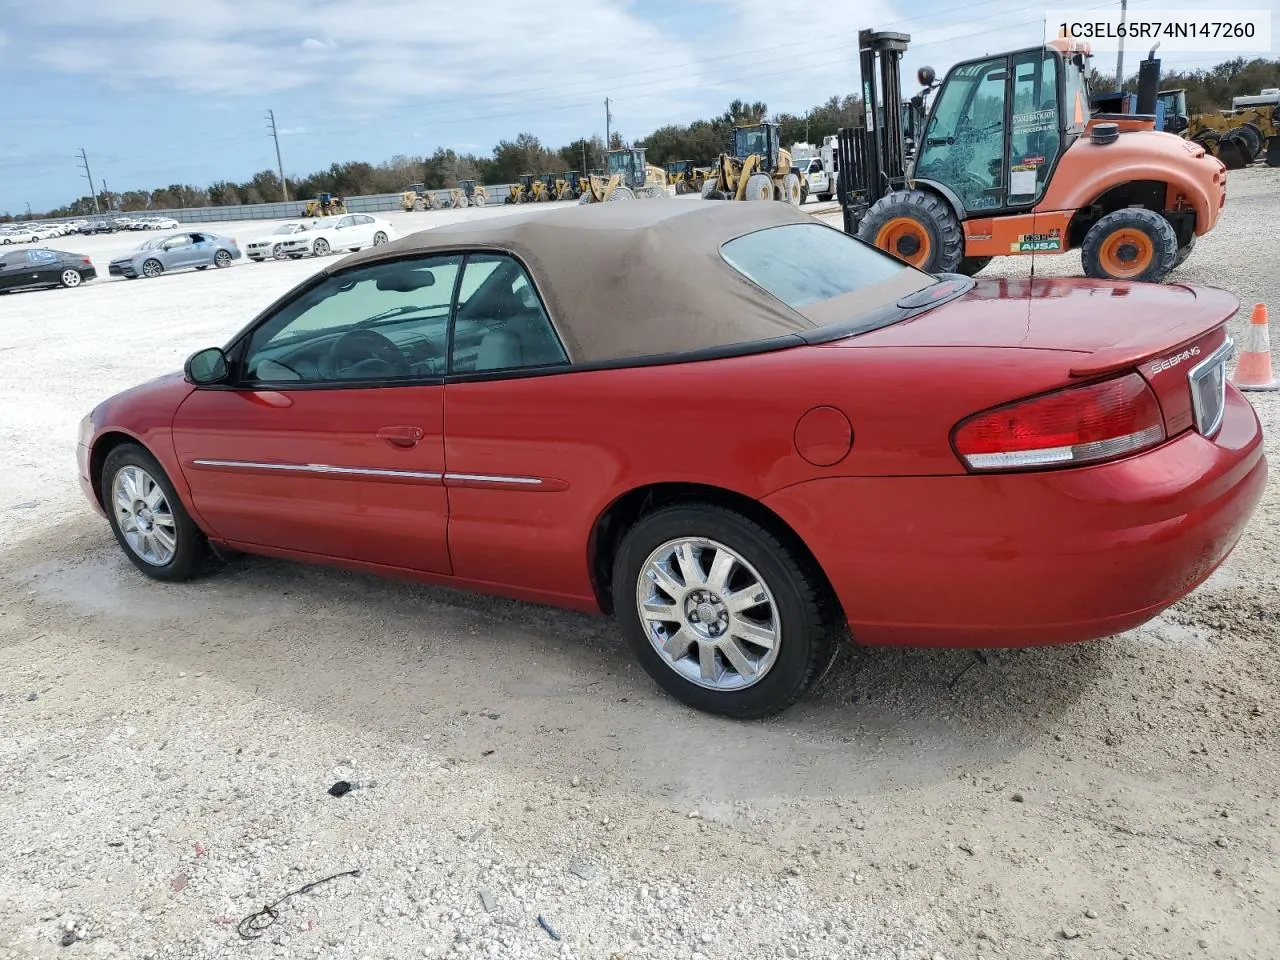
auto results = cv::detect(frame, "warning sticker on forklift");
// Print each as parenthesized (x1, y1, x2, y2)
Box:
(1010, 167, 1038, 196)
(1012, 109, 1056, 134)
(1011, 229, 1062, 253)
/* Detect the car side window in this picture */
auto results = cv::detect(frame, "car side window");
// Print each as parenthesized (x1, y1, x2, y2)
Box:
(449, 254, 568, 375)
(354, 215, 374, 225)
(239, 254, 463, 385)
(28, 249, 58, 264)
(163, 236, 192, 249)
(337, 216, 354, 228)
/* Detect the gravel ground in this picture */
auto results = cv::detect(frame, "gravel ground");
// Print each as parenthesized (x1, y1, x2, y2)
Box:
(1, 168, 1277, 960)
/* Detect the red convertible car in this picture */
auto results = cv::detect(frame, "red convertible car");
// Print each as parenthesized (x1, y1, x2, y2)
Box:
(78, 201, 1266, 718)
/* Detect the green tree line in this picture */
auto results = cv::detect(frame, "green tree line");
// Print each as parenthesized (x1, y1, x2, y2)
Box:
(5, 56, 1275, 221)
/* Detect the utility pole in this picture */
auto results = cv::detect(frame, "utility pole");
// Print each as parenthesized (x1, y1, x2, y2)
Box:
(605, 98, 612, 149)
(1115, 0, 1128, 88)
(76, 147, 100, 214)
(266, 109, 289, 201)
(25, 202, 32, 219)
(581, 140, 587, 172)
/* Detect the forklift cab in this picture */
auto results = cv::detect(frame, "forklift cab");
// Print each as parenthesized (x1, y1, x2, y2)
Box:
(606, 149, 648, 189)
(538, 173, 558, 191)
(563, 170, 582, 186)
(911, 38, 1091, 217)
(666, 160, 695, 179)
(458, 179, 478, 199)
(1156, 88, 1189, 133)
(733, 124, 780, 168)
(518, 174, 536, 189)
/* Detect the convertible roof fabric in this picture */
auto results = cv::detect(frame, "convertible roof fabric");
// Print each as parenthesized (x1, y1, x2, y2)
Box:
(332, 200, 922, 363)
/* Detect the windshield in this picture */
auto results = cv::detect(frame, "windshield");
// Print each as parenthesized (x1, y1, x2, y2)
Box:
(606, 152, 630, 174)
(135, 237, 167, 250)
(720, 222, 934, 328)
(735, 127, 769, 157)
(274, 223, 303, 234)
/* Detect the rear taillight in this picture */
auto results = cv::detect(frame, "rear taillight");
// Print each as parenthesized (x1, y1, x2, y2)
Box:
(82, 257, 92, 265)
(952, 373, 1165, 472)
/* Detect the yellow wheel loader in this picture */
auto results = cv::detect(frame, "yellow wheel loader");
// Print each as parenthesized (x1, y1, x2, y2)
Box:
(460, 179, 488, 207)
(702, 122, 804, 204)
(665, 160, 708, 195)
(579, 148, 669, 203)
(303, 193, 348, 217)
(506, 175, 535, 204)
(532, 174, 557, 202)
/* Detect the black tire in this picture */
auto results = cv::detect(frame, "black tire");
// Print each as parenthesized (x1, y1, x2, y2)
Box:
(272, 244, 287, 261)
(1267, 136, 1280, 168)
(857, 189, 964, 273)
(1173, 233, 1197, 270)
(373, 231, 388, 245)
(610, 503, 836, 719)
(141, 258, 163, 279)
(312, 238, 330, 256)
(818, 192, 833, 202)
(1226, 124, 1263, 162)
(1080, 208, 1178, 283)
(59, 268, 83, 288)
(956, 256, 992, 277)
(100, 443, 212, 582)
(213, 249, 233, 268)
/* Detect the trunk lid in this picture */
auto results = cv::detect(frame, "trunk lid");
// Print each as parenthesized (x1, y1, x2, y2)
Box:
(830, 276, 1240, 439)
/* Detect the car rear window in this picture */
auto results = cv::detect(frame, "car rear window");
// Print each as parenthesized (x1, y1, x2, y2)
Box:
(720, 222, 935, 327)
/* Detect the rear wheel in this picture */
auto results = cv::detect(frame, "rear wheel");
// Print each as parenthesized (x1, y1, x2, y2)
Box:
(606, 186, 634, 201)
(611, 504, 836, 719)
(858, 189, 964, 273)
(59, 268, 83, 288)
(213, 249, 232, 268)
(1268, 136, 1280, 168)
(1081, 208, 1178, 283)
(101, 443, 212, 582)
(1226, 124, 1263, 162)
(781, 172, 802, 205)
(701, 178, 721, 200)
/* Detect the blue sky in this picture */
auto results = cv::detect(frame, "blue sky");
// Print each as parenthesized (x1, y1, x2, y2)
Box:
(0, 0, 1272, 214)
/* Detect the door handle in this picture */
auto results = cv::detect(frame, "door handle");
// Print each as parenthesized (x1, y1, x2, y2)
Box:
(376, 425, 424, 447)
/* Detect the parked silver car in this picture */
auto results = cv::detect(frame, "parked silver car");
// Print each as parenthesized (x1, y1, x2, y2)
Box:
(108, 231, 242, 279)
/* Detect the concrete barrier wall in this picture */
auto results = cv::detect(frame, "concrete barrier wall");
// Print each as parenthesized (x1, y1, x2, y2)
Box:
(37, 185, 519, 225)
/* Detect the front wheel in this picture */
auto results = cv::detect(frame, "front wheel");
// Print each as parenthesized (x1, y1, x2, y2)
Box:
(101, 443, 212, 582)
(272, 244, 287, 261)
(611, 504, 836, 719)
(141, 258, 163, 278)
(312, 238, 330, 256)
(857, 189, 964, 273)
(1080, 208, 1178, 283)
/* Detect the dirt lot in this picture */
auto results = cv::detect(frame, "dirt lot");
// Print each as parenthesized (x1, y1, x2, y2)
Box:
(1, 171, 1278, 960)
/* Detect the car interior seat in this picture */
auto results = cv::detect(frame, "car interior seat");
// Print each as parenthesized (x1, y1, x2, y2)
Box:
(473, 285, 565, 371)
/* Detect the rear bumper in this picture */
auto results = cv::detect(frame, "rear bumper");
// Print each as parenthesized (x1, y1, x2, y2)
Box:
(762, 387, 1266, 648)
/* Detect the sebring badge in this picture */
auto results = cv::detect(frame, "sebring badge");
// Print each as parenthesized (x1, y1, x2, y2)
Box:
(1148, 345, 1202, 376)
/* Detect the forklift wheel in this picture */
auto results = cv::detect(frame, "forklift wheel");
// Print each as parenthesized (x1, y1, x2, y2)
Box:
(858, 190, 964, 273)
(957, 256, 992, 277)
(1080, 208, 1178, 283)
(1267, 136, 1280, 168)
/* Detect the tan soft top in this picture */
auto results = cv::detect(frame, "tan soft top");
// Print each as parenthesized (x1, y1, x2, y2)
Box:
(330, 200, 911, 364)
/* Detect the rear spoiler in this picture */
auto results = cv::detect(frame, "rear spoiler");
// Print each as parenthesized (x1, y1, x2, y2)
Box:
(1068, 284, 1238, 377)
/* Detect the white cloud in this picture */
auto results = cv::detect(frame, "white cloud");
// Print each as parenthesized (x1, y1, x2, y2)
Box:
(277, 126, 306, 136)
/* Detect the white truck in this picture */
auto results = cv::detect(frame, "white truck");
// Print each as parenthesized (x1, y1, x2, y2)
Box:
(786, 136, 840, 203)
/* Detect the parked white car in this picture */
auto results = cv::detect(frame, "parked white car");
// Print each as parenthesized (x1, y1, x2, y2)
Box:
(245, 221, 311, 261)
(277, 214, 395, 259)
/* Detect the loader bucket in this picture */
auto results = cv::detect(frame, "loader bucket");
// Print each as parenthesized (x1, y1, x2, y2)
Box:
(1215, 138, 1246, 170)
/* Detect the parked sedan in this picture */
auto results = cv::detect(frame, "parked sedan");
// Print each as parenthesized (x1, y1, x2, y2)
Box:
(76, 201, 1266, 719)
(0, 247, 96, 291)
(108, 231, 241, 279)
(277, 213, 394, 259)
(244, 221, 310, 261)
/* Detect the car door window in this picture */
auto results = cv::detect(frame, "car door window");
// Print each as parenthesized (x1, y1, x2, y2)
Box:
(163, 236, 192, 250)
(450, 254, 568, 375)
(914, 55, 1009, 212)
(27, 249, 58, 265)
(241, 255, 462, 385)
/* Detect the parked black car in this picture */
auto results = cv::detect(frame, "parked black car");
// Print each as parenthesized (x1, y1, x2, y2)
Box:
(0, 248, 97, 292)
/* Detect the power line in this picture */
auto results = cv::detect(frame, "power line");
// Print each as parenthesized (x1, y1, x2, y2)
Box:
(75, 147, 99, 214)
(266, 109, 289, 201)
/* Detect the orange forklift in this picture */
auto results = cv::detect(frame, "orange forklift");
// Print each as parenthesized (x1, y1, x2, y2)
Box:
(837, 31, 1227, 282)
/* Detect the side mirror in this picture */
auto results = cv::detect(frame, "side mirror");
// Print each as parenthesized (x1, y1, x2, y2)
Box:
(917, 66, 936, 87)
(184, 347, 229, 385)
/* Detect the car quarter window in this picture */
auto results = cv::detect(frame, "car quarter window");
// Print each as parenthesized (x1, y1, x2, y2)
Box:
(449, 253, 569, 376)
(28, 249, 58, 264)
(239, 254, 463, 385)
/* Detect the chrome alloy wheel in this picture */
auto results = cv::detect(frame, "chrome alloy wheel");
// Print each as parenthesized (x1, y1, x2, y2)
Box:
(636, 537, 780, 691)
(111, 465, 177, 566)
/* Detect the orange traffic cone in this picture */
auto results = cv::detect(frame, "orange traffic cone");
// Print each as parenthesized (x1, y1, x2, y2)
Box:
(1232, 303, 1278, 392)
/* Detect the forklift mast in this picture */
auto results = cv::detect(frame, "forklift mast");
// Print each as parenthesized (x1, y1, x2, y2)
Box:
(838, 30, 912, 235)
